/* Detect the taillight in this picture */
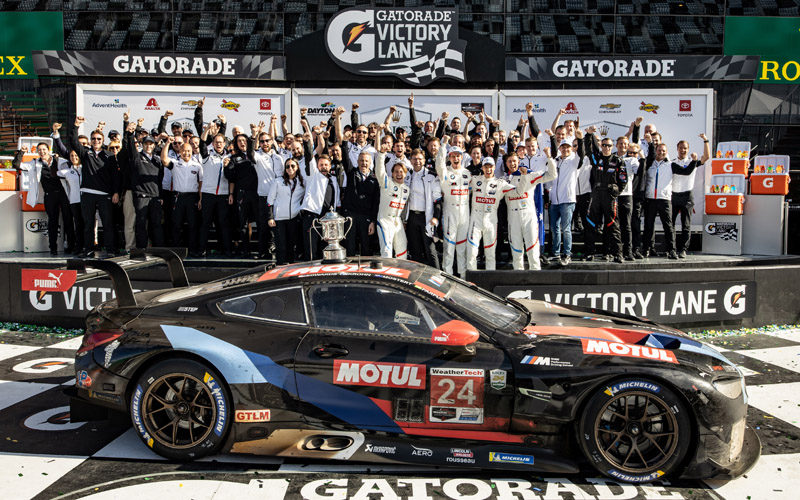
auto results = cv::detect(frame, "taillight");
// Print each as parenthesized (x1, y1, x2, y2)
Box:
(77, 329, 124, 354)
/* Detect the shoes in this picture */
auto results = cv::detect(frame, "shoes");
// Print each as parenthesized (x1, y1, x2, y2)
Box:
(50, 250, 58, 256)
(561, 255, 571, 266)
(78, 248, 95, 258)
(257, 253, 269, 260)
(668, 251, 679, 260)
(614, 255, 624, 263)
(643, 249, 651, 258)
(605, 254, 613, 262)
(624, 254, 635, 261)
(678, 250, 687, 259)
(633, 250, 644, 259)
(584, 254, 594, 261)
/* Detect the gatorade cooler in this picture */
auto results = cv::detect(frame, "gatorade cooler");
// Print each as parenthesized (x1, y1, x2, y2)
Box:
(711, 158, 749, 177)
(714, 141, 750, 160)
(751, 155, 790, 195)
(0, 168, 17, 191)
(705, 174, 746, 215)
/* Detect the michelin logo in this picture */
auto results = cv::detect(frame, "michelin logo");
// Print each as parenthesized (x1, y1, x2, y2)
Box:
(604, 380, 661, 397)
(488, 452, 534, 465)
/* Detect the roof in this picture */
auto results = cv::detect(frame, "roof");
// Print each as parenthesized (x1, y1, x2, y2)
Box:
(257, 257, 429, 284)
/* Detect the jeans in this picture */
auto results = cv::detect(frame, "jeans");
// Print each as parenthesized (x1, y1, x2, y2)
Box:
(549, 202, 575, 256)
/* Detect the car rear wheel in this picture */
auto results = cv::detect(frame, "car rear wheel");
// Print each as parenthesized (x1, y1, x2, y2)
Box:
(130, 358, 231, 461)
(578, 379, 691, 482)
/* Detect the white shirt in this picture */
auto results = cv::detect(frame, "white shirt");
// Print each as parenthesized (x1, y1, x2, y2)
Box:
(619, 156, 639, 197)
(546, 153, 581, 205)
(671, 157, 697, 193)
(576, 156, 591, 196)
(57, 164, 82, 204)
(300, 162, 339, 215)
(254, 148, 284, 196)
(200, 149, 230, 196)
(408, 169, 427, 212)
(169, 158, 203, 193)
(645, 157, 674, 201)
(268, 176, 305, 220)
(347, 142, 377, 169)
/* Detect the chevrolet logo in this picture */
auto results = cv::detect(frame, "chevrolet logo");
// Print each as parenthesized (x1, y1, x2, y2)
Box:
(599, 103, 621, 110)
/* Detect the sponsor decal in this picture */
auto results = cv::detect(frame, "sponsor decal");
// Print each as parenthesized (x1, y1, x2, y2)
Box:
(0, 55, 28, 76)
(365, 444, 396, 455)
(521, 355, 573, 367)
(103, 339, 120, 368)
(112, 55, 237, 76)
(513, 104, 546, 113)
(180, 99, 201, 108)
(25, 218, 48, 233)
(581, 339, 679, 364)
(13, 358, 73, 374)
(393, 398, 424, 422)
(260, 99, 272, 110)
(260, 263, 412, 281)
(679, 100, 692, 112)
(705, 221, 738, 241)
(88, 390, 123, 405)
(21, 269, 77, 292)
(144, 98, 160, 111)
(334, 360, 426, 389)
(394, 310, 420, 325)
(553, 59, 676, 79)
(429, 274, 445, 286)
(131, 385, 154, 447)
(325, 7, 466, 86)
(518, 387, 552, 402)
(220, 99, 241, 112)
(563, 102, 579, 114)
(91, 100, 127, 109)
(723, 284, 747, 315)
(177, 306, 198, 312)
(433, 332, 450, 342)
(389, 200, 405, 209)
(461, 103, 483, 113)
(451, 447, 473, 458)
(604, 380, 661, 396)
(488, 452, 534, 465)
(235, 409, 271, 423)
(450, 188, 468, 195)
(76, 370, 92, 388)
(599, 103, 621, 110)
(22, 406, 85, 432)
(607, 468, 664, 483)
(639, 102, 659, 114)
(489, 369, 506, 390)
(411, 445, 433, 457)
(306, 102, 336, 115)
(203, 372, 227, 436)
(475, 196, 494, 204)
(429, 367, 484, 424)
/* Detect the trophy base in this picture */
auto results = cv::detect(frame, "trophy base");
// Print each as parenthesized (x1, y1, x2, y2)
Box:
(322, 245, 348, 264)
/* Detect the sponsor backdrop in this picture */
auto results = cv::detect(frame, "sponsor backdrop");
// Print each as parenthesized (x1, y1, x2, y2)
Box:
(76, 84, 290, 137)
(292, 88, 497, 136)
(500, 89, 713, 225)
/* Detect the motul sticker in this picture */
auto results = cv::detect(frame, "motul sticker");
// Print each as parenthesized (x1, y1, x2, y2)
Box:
(333, 360, 426, 389)
(235, 409, 271, 422)
(21, 269, 77, 292)
(259, 264, 412, 281)
(429, 367, 484, 424)
(475, 197, 494, 204)
(450, 189, 469, 195)
(581, 339, 678, 364)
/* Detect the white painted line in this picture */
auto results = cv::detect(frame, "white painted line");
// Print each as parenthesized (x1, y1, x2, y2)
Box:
(0, 380, 58, 411)
(704, 453, 800, 500)
(0, 344, 41, 362)
(735, 345, 800, 374)
(48, 337, 83, 351)
(0, 452, 86, 500)
(746, 382, 800, 429)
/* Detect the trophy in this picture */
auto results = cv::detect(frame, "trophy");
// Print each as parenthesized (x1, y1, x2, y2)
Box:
(312, 210, 353, 263)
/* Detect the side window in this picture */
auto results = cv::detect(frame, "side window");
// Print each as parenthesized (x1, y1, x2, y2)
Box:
(309, 284, 453, 337)
(219, 287, 307, 324)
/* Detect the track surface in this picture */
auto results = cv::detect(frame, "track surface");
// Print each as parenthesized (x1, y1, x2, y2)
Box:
(1, 329, 798, 500)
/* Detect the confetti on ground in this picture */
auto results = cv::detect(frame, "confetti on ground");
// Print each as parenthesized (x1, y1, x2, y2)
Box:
(0, 322, 84, 338)
(689, 324, 800, 340)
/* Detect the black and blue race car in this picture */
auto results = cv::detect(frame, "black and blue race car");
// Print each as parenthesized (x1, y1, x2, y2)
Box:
(68, 250, 759, 483)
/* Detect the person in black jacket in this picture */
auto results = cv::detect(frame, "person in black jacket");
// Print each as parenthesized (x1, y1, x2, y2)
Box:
(71, 117, 121, 256)
(124, 121, 164, 248)
(225, 133, 259, 257)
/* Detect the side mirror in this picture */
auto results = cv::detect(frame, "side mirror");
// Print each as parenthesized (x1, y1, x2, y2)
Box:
(432, 320, 480, 350)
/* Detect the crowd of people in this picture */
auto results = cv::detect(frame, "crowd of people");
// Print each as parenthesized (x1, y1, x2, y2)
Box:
(12, 95, 710, 273)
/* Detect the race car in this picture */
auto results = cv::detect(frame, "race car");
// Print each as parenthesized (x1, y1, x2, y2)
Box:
(68, 249, 760, 483)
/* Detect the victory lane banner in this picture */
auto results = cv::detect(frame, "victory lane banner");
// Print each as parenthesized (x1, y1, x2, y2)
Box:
(325, 7, 466, 86)
(496, 282, 756, 323)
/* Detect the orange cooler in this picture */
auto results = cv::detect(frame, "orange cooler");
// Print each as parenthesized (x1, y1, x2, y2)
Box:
(711, 159, 749, 177)
(750, 174, 790, 195)
(705, 194, 744, 215)
(0, 169, 17, 191)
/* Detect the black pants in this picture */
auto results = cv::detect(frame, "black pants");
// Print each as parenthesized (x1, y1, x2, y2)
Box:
(631, 196, 646, 252)
(199, 194, 232, 254)
(301, 210, 324, 261)
(237, 189, 259, 255)
(257, 195, 273, 256)
(575, 192, 592, 254)
(644, 198, 675, 253)
(160, 189, 174, 246)
(344, 210, 373, 257)
(70, 202, 84, 252)
(172, 192, 199, 252)
(274, 216, 303, 265)
(406, 211, 439, 268)
(133, 195, 164, 248)
(586, 190, 621, 258)
(44, 190, 74, 252)
(81, 192, 115, 251)
(671, 191, 694, 253)
(618, 195, 633, 257)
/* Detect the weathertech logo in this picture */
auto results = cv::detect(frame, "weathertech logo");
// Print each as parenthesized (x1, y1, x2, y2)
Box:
(581, 339, 678, 364)
(334, 360, 426, 389)
(325, 7, 466, 86)
(144, 98, 160, 110)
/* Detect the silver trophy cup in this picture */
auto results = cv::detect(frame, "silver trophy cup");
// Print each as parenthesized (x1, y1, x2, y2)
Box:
(312, 210, 353, 263)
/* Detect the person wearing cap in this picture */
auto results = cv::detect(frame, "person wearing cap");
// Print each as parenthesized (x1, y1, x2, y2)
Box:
(124, 122, 164, 248)
(375, 142, 410, 259)
(405, 148, 442, 268)
(544, 130, 587, 266)
(161, 136, 203, 256)
(466, 157, 516, 271)
(198, 123, 233, 257)
(435, 144, 472, 277)
(504, 150, 558, 270)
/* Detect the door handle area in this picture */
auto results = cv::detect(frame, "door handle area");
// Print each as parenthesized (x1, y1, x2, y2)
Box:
(312, 344, 349, 358)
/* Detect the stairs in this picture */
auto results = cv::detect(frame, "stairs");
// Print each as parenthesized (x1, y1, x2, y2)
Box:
(0, 91, 51, 154)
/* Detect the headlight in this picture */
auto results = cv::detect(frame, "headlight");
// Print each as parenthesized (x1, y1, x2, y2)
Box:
(713, 377, 744, 400)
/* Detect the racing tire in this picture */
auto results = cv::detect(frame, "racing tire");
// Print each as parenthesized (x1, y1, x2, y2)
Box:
(130, 358, 231, 461)
(577, 378, 692, 482)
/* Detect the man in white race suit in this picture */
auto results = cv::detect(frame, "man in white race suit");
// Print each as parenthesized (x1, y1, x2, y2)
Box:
(467, 157, 516, 270)
(435, 146, 472, 277)
(375, 146, 410, 259)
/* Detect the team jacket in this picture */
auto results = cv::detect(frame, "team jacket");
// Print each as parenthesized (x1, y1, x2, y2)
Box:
(586, 134, 628, 197)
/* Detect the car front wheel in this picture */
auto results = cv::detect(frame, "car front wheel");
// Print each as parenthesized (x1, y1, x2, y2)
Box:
(578, 378, 692, 482)
(130, 358, 231, 461)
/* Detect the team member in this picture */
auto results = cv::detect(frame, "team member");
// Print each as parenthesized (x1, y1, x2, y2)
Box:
(57, 150, 85, 253)
(14, 143, 75, 255)
(225, 134, 259, 257)
(615, 132, 640, 261)
(340, 151, 379, 257)
(300, 152, 337, 261)
(672, 134, 711, 258)
(254, 131, 284, 259)
(346, 112, 378, 168)
(71, 117, 121, 256)
(124, 123, 164, 249)
(505, 151, 558, 270)
(435, 145, 472, 276)
(375, 145, 410, 259)
(161, 137, 203, 255)
(405, 148, 442, 268)
(545, 133, 586, 266)
(584, 130, 628, 263)
(159, 130, 185, 245)
(267, 159, 305, 265)
(466, 157, 516, 270)
(198, 127, 233, 257)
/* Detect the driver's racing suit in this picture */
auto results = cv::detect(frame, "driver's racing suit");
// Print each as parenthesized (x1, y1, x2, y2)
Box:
(375, 151, 410, 259)
(467, 175, 516, 270)
(435, 147, 472, 276)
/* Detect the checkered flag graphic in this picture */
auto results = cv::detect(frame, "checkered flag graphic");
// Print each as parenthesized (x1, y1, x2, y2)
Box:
(719, 227, 739, 241)
(362, 41, 467, 86)
(32, 50, 97, 76)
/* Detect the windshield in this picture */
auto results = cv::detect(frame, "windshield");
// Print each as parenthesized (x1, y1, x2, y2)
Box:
(421, 270, 527, 331)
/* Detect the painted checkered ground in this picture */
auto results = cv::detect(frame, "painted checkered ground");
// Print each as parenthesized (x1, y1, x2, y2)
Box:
(1, 329, 798, 500)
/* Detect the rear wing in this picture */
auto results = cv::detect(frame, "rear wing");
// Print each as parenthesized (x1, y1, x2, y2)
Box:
(66, 248, 189, 307)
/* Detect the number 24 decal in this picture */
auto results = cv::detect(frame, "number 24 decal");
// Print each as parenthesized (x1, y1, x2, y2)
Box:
(436, 378, 477, 405)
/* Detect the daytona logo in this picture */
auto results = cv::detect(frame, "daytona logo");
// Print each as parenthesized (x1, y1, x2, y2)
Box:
(334, 360, 426, 389)
(581, 339, 678, 364)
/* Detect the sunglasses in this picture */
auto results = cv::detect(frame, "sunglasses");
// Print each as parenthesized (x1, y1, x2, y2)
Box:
(108, 146, 120, 151)
(601, 143, 613, 147)
(356, 130, 368, 134)
(91, 137, 103, 141)
(285, 164, 297, 169)
(259, 139, 271, 143)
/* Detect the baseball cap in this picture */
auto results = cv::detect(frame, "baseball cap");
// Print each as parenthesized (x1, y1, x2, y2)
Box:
(559, 140, 571, 147)
(171, 121, 183, 129)
(108, 130, 120, 137)
(481, 157, 495, 166)
(142, 136, 156, 144)
(448, 146, 464, 155)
